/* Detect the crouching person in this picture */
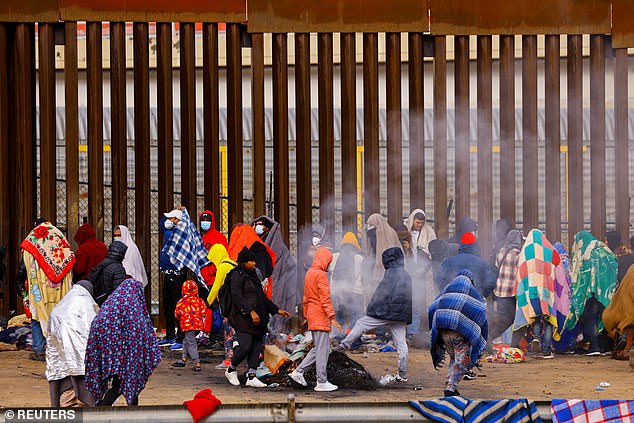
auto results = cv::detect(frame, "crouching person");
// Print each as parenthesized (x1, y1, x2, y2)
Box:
(289, 247, 342, 392)
(225, 247, 290, 388)
(428, 270, 488, 397)
(173, 280, 206, 372)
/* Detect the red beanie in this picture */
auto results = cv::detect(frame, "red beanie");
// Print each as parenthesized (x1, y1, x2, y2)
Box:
(461, 232, 476, 245)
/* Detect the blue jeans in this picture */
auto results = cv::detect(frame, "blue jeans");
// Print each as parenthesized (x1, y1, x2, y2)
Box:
(31, 319, 46, 354)
(532, 318, 553, 354)
(582, 297, 604, 353)
(407, 308, 421, 336)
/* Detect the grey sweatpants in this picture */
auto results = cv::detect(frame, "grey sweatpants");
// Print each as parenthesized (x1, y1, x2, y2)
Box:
(295, 330, 330, 383)
(182, 331, 200, 364)
(341, 315, 408, 378)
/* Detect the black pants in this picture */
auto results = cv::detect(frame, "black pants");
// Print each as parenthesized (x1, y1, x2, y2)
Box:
(95, 376, 138, 406)
(163, 272, 186, 341)
(231, 331, 264, 372)
(488, 296, 516, 341)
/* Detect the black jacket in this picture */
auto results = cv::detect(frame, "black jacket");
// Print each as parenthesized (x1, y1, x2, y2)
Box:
(228, 266, 279, 335)
(89, 241, 128, 306)
(366, 247, 413, 324)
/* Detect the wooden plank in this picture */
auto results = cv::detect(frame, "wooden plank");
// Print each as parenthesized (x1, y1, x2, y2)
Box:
(272, 33, 290, 242)
(202, 23, 220, 216)
(431, 0, 610, 35)
(59, 0, 246, 22)
(341, 32, 357, 234)
(38, 23, 56, 225)
(226, 23, 243, 225)
(386, 32, 402, 226)
(0, 24, 11, 317)
(87, 22, 104, 239)
(408, 32, 425, 212)
(156, 21, 173, 330)
(363, 33, 380, 216)
(567, 35, 584, 239)
(433, 35, 448, 238)
(522, 35, 538, 232)
(614, 48, 629, 242)
(476, 35, 492, 257)
(180, 22, 197, 215)
(499, 34, 515, 224)
(133, 22, 151, 305)
(454, 35, 470, 226)
(612, 0, 634, 48)
(250, 32, 266, 218)
(318, 33, 335, 236)
(64, 22, 79, 248)
(0, 0, 58, 22)
(545, 35, 561, 242)
(110, 21, 127, 227)
(590, 34, 605, 238)
(248, 0, 427, 33)
(295, 33, 312, 237)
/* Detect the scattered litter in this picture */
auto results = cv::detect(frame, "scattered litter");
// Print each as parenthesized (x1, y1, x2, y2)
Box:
(599, 382, 610, 388)
(413, 386, 423, 391)
(595, 387, 605, 391)
(266, 383, 280, 388)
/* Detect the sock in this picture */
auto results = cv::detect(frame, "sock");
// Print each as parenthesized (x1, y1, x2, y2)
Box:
(247, 369, 256, 379)
(228, 365, 236, 373)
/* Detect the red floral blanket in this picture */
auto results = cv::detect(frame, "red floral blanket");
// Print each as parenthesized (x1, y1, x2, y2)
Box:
(20, 223, 75, 283)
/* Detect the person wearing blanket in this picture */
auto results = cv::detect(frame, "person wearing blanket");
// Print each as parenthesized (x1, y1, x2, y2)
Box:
(428, 269, 488, 397)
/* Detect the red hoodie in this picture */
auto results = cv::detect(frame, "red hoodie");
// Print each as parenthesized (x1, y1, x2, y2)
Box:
(199, 210, 228, 251)
(73, 223, 108, 281)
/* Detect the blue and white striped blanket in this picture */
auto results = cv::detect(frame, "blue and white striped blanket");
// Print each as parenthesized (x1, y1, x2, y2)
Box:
(410, 397, 543, 423)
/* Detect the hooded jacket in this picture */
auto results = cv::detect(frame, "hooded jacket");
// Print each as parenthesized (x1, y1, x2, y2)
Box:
(404, 209, 437, 259)
(435, 241, 497, 298)
(199, 210, 228, 252)
(206, 244, 237, 304)
(366, 247, 413, 324)
(448, 217, 478, 256)
(175, 280, 207, 332)
(73, 223, 108, 282)
(89, 241, 128, 306)
(489, 218, 513, 266)
(303, 247, 336, 331)
(227, 264, 279, 335)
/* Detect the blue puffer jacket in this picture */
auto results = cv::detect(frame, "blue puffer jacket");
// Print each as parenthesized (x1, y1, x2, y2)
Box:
(434, 243, 497, 298)
(366, 247, 412, 324)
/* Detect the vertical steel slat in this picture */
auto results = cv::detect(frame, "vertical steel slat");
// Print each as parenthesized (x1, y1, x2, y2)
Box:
(590, 34, 606, 238)
(110, 21, 127, 227)
(522, 35, 538, 232)
(203, 23, 220, 216)
(64, 22, 80, 247)
(295, 33, 312, 241)
(272, 33, 290, 242)
(545, 35, 561, 242)
(433, 36, 448, 238)
(318, 33, 335, 236)
(408, 32, 425, 212)
(477, 35, 493, 257)
(363, 33, 380, 217)
(180, 22, 197, 215)
(614, 47, 629, 243)
(133, 22, 151, 305)
(341, 32, 357, 234)
(0, 24, 11, 316)
(499, 35, 516, 225)
(567, 35, 583, 241)
(251, 32, 266, 218)
(454, 35, 470, 228)
(226, 23, 243, 226)
(38, 23, 56, 225)
(386, 32, 403, 226)
(87, 22, 104, 239)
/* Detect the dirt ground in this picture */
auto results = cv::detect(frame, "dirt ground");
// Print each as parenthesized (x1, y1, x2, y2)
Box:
(1, 347, 633, 408)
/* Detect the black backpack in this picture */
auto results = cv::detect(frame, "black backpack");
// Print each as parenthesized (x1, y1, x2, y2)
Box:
(218, 261, 238, 318)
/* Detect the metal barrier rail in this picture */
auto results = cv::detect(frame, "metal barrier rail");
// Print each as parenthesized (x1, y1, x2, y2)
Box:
(1, 396, 553, 423)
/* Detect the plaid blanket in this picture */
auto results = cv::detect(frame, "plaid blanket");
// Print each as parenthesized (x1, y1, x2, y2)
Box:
(410, 397, 543, 423)
(162, 210, 211, 286)
(429, 274, 488, 369)
(552, 399, 634, 423)
(513, 229, 559, 330)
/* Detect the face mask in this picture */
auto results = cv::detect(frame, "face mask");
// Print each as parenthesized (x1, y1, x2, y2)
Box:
(200, 221, 211, 231)
(113, 237, 122, 242)
(255, 224, 265, 235)
(164, 220, 174, 230)
(312, 236, 321, 246)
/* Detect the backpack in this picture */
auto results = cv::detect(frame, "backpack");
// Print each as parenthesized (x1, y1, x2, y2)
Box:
(218, 261, 238, 318)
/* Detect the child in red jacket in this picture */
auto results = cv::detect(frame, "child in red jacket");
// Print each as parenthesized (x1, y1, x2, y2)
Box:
(173, 280, 206, 372)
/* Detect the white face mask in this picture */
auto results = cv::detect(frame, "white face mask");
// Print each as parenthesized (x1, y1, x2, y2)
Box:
(113, 237, 122, 242)
(164, 220, 174, 230)
(312, 236, 321, 246)
(255, 224, 265, 235)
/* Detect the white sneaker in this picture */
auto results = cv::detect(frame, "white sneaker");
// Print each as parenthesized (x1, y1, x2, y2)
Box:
(225, 369, 240, 386)
(246, 376, 267, 388)
(289, 370, 308, 387)
(541, 353, 555, 359)
(314, 381, 338, 392)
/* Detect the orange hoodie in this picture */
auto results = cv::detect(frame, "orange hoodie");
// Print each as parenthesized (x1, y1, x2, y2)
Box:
(175, 280, 207, 332)
(303, 247, 335, 332)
